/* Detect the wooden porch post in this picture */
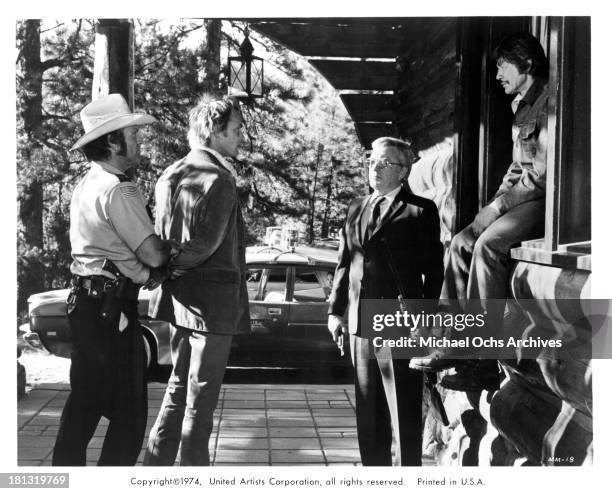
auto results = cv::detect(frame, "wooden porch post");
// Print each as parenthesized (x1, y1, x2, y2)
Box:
(92, 19, 134, 109)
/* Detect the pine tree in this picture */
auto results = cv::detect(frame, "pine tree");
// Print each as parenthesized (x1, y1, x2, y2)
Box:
(16, 18, 365, 320)
(16, 19, 95, 318)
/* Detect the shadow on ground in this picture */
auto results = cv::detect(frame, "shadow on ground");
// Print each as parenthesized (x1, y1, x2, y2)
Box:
(147, 364, 353, 385)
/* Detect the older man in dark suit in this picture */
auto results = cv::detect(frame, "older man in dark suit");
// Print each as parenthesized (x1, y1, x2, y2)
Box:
(328, 137, 444, 466)
(144, 95, 249, 466)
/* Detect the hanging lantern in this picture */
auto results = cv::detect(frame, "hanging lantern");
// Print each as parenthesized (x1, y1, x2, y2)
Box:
(228, 31, 264, 100)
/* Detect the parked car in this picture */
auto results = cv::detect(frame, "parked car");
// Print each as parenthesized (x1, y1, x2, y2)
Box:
(25, 245, 349, 375)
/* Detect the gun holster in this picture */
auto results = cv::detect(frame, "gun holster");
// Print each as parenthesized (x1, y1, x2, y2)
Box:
(100, 276, 129, 323)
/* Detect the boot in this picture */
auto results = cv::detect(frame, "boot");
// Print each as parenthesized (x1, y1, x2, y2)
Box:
(409, 348, 466, 372)
(439, 360, 500, 392)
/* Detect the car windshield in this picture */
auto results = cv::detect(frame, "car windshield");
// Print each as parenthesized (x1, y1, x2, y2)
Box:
(293, 267, 330, 302)
(246, 268, 264, 300)
(246, 263, 335, 303)
(247, 266, 289, 302)
(263, 267, 288, 302)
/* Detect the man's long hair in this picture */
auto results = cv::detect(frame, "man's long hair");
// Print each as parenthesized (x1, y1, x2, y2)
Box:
(187, 94, 239, 149)
(493, 32, 549, 79)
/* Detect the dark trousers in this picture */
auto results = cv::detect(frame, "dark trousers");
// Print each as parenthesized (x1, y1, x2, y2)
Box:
(351, 334, 423, 466)
(52, 293, 147, 466)
(144, 326, 232, 466)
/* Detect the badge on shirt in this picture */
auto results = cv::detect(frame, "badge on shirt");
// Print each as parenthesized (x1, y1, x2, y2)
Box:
(120, 184, 139, 199)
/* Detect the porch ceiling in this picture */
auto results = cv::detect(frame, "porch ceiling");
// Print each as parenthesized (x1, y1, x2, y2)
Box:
(354, 123, 395, 150)
(249, 18, 408, 148)
(339, 93, 394, 123)
(308, 59, 398, 92)
(248, 18, 407, 58)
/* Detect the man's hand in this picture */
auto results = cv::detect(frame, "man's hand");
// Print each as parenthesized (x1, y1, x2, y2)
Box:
(143, 266, 169, 290)
(165, 239, 181, 257)
(161, 238, 185, 279)
(328, 314, 347, 344)
(471, 205, 501, 237)
(169, 268, 188, 279)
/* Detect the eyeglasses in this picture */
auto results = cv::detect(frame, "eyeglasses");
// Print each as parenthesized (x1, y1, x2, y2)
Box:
(366, 158, 404, 170)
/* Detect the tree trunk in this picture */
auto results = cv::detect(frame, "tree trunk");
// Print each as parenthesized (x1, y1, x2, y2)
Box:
(202, 19, 222, 95)
(308, 143, 324, 243)
(17, 20, 44, 251)
(320, 159, 335, 238)
(18, 178, 44, 250)
(16, 19, 45, 307)
(18, 20, 43, 140)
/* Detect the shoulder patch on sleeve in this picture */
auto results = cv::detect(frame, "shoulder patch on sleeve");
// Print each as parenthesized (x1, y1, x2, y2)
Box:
(119, 183, 140, 199)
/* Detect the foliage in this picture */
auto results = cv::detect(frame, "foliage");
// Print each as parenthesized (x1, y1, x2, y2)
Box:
(16, 18, 364, 321)
(16, 20, 96, 319)
(237, 37, 364, 243)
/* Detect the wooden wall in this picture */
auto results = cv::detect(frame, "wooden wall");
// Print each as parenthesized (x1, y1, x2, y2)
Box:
(395, 18, 458, 152)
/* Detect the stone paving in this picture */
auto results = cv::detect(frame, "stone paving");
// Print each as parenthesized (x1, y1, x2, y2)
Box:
(18, 382, 363, 466)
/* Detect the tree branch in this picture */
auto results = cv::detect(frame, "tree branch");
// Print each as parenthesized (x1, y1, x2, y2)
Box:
(34, 137, 66, 154)
(137, 22, 205, 72)
(40, 22, 64, 34)
(41, 58, 64, 72)
(41, 113, 71, 121)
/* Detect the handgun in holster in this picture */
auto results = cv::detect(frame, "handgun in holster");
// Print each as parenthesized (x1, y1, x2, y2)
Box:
(99, 259, 129, 324)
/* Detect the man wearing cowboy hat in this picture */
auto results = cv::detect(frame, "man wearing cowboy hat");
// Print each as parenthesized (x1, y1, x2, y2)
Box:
(52, 93, 172, 466)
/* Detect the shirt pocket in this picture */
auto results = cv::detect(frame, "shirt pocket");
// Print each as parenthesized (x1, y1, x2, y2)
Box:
(517, 119, 538, 160)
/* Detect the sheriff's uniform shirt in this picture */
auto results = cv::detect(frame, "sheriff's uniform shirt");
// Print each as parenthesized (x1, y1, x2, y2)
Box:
(69, 161, 154, 284)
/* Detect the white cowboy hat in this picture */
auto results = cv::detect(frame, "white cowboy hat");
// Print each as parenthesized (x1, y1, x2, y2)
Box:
(70, 93, 157, 151)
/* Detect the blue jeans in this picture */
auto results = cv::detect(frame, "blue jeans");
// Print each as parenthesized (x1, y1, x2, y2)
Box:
(144, 325, 232, 466)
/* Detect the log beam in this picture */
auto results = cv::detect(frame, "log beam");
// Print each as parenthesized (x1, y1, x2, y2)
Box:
(92, 19, 134, 109)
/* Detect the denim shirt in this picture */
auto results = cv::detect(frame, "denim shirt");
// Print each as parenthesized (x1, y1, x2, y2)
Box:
(491, 79, 549, 214)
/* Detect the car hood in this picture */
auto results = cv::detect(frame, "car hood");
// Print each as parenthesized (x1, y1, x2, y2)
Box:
(28, 289, 71, 317)
(28, 288, 154, 318)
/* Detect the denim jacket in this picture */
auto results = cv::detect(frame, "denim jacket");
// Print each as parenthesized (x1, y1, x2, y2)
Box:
(491, 79, 549, 214)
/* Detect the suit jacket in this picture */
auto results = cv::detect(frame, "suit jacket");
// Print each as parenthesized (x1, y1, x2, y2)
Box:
(149, 149, 250, 335)
(328, 185, 444, 335)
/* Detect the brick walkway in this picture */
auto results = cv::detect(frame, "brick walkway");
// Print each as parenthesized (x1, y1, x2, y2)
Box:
(18, 383, 362, 466)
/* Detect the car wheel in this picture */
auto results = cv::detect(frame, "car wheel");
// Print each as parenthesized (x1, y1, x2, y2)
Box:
(140, 325, 156, 370)
(142, 335, 152, 369)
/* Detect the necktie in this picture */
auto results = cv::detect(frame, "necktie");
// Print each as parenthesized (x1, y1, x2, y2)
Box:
(364, 196, 384, 244)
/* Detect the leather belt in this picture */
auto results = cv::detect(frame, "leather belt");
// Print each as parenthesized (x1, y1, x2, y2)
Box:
(80, 277, 112, 291)
(71, 274, 140, 299)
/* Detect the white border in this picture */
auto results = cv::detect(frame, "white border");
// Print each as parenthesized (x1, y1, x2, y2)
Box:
(3, 2, 609, 493)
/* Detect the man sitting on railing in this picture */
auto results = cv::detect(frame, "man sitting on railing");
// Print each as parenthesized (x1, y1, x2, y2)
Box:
(410, 32, 549, 392)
